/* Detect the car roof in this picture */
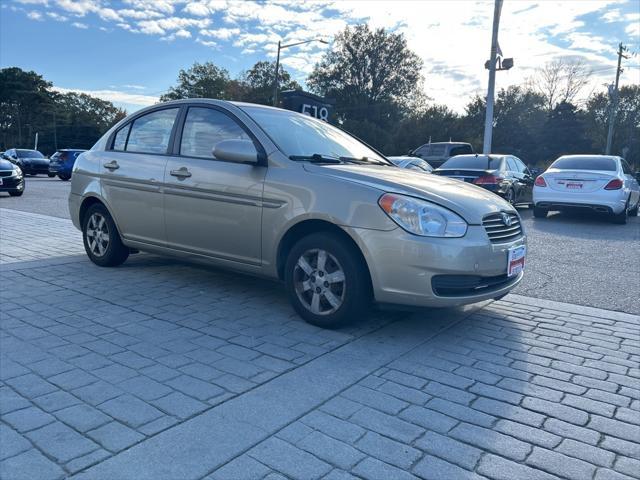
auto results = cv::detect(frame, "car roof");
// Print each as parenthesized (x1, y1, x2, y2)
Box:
(556, 154, 619, 161)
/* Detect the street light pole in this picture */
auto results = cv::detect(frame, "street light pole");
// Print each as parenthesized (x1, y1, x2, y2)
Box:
(483, 0, 503, 154)
(272, 38, 328, 106)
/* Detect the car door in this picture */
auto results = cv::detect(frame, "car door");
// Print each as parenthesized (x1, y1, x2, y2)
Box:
(100, 106, 179, 245)
(163, 105, 266, 265)
(504, 157, 522, 201)
(514, 157, 534, 203)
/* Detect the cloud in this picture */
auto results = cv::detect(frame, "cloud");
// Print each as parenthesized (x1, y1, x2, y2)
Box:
(27, 10, 43, 20)
(71, 21, 88, 29)
(12, 0, 640, 112)
(53, 86, 159, 108)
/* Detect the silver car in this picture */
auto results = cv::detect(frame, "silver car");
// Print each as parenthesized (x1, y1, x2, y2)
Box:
(388, 156, 433, 173)
(533, 155, 640, 224)
(69, 99, 526, 328)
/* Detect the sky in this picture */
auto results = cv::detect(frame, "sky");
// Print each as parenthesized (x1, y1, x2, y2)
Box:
(1, 0, 639, 113)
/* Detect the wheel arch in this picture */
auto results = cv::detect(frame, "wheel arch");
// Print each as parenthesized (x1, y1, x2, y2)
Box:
(275, 219, 373, 290)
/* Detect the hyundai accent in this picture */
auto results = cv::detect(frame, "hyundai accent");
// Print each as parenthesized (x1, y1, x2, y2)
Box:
(69, 99, 526, 327)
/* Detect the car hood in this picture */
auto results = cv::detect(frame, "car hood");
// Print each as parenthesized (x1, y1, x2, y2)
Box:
(0, 159, 15, 170)
(20, 157, 49, 164)
(303, 163, 515, 224)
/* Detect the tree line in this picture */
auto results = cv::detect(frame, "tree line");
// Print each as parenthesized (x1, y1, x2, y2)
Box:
(2, 24, 638, 168)
(0, 67, 127, 155)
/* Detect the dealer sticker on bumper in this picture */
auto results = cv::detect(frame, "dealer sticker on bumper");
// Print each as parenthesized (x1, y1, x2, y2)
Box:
(507, 245, 526, 277)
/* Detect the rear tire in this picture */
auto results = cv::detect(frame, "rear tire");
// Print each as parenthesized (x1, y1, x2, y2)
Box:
(533, 206, 548, 218)
(82, 204, 129, 267)
(612, 205, 628, 224)
(284, 232, 371, 328)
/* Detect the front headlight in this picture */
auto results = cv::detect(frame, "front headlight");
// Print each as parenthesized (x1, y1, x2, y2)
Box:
(13, 165, 22, 177)
(378, 193, 467, 237)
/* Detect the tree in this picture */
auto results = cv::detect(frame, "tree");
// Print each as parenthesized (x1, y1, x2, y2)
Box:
(0, 67, 125, 154)
(0, 67, 54, 149)
(541, 101, 591, 161)
(240, 61, 300, 105)
(307, 24, 424, 149)
(584, 85, 640, 168)
(532, 58, 593, 111)
(391, 105, 463, 155)
(160, 62, 235, 101)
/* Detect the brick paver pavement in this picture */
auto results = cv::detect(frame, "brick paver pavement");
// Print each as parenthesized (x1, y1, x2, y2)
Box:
(1, 207, 639, 480)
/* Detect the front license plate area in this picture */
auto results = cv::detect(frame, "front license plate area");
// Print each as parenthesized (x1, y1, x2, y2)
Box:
(507, 245, 526, 277)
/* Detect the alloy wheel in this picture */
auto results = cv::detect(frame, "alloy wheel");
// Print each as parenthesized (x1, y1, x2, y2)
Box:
(293, 248, 346, 315)
(86, 212, 110, 257)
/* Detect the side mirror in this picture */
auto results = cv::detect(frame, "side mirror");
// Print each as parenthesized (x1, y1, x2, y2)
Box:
(213, 139, 258, 164)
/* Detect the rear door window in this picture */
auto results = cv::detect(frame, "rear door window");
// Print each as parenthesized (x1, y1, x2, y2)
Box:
(506, 158, 518, 173)
(126, 108, 179, 154)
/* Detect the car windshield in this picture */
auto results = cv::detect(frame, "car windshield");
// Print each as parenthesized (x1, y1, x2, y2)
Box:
(550, 157, 617, 172)
(17, 149, 44, 159)
(242, 106, 389, 165)
(441, 155, 502, 169)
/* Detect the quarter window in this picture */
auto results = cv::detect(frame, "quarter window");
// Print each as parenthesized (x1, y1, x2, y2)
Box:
(506, 158, 518, 172)
(113, 125, 130, 151)
(180, 107, 250, 159)
(126, 108, 178, 154)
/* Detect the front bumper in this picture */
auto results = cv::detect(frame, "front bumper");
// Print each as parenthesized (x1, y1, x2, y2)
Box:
(0, 175, 25, 192)
(349, 225, 526, 308)
(534, 188, 627, 214)
(21, 164, 50, 174)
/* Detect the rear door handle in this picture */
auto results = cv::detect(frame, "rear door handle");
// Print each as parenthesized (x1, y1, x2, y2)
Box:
(103, 161, 119, 170)
(170, 167, 192, 178)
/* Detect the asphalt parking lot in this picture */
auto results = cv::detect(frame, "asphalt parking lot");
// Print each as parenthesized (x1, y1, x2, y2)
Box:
(1, 207, 639, 480)
(3, 176, 638, 314)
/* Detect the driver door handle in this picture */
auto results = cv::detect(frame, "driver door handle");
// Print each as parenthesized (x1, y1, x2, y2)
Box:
(170, 167, 192, 178)
(103, 161, 119, 170)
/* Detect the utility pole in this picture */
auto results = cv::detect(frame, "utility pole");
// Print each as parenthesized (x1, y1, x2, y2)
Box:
(482, 0, 503, 154)
(605, 43, 628, 155)
(272, 41, 281, 107)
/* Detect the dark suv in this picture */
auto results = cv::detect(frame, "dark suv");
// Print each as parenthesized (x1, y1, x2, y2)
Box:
(48, 149, 86, 180)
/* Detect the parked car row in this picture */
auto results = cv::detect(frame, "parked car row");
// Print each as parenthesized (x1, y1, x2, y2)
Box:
(393, 145, 639, 225)
(0, 148, 86, 183)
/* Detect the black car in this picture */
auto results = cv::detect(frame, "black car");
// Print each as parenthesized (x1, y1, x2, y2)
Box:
(2, 148, 50, 175)
(0, 156, 25, 196)
(434, 154, 534, 206)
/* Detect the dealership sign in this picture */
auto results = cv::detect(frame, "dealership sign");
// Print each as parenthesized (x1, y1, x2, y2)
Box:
(281, 90, 334, 122)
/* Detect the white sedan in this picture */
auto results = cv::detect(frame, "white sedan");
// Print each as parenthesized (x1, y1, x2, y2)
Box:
(533, 155, 640, 224)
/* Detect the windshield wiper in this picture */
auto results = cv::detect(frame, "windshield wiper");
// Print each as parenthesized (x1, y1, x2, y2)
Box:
(339, 156, 389, 166)
(289, 154, 342, 164)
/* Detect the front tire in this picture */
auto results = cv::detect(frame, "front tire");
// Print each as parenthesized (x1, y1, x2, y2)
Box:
(82, 204, 129, 267)
(629, 199, 639, 217)
(533, 205, 548, 218)
(284, 232, 371, 328)
(504, 188, 516, 206)
(58, 173, 71, 181)
(47, 173, 55, 178)
(9, 190, 23, 197)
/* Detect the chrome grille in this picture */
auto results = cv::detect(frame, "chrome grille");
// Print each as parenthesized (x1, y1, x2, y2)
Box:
(482, 212, 523, 243)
